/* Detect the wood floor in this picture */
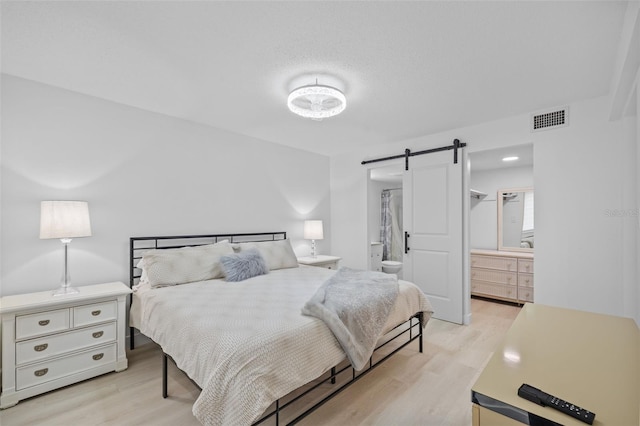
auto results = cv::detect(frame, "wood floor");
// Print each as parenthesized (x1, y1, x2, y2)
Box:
(0, 298, 520, 426)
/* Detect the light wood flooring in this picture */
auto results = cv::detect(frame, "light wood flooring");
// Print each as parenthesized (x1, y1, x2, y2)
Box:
(0, 298, 521, 426)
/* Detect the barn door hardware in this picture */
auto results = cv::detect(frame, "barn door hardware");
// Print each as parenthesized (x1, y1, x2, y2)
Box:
(361, 138, 467, 170)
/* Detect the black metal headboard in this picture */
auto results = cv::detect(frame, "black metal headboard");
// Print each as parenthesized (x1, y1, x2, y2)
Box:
(129, 231, 287, 290)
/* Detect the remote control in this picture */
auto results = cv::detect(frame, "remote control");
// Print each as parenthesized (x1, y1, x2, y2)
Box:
(518, 384, 595, 425)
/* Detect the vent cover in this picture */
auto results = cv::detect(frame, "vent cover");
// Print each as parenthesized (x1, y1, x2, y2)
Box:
(531, 107, 569, 132)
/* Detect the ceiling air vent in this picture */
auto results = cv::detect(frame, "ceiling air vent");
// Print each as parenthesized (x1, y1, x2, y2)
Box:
(530, 107, 569, 132)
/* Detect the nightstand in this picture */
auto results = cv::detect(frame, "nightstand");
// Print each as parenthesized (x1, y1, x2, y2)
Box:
(297, 255, 341, 270)
(0, 282, 132, 409)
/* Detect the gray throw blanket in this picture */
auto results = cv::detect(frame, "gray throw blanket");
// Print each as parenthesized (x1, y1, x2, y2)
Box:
(302, 267, 399, 371)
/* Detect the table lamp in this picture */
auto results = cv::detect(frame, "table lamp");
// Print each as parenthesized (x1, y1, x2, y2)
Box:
(40, 201, 92, 296)
(303, 220, 323, 258)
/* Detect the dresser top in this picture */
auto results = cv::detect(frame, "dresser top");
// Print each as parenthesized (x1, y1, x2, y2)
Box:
(297, 255, 341, 265)
(472, 303, 639, 425)
(0, 282, 131, 314)
(471, 248, 533, 259)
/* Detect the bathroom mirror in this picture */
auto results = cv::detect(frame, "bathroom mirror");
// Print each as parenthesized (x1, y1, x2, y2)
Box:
(497, 187, 534, 252)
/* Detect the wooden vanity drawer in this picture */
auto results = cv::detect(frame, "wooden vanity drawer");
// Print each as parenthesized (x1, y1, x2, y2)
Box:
(518, 259, 534, 274)
(518, 273, 534, 288)
(73, 301, 117, 327)
(471, 269, 517, 286)
(16, 322, 116, 365)
(471, 281, 517, 300)
(519, 287, 534, 303)
(16, 309, 70, 340)
(470, 255, 517, 271)
(16, 343, 116, 390)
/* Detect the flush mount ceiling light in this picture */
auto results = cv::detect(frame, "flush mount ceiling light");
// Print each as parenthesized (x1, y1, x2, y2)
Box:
(502, 156, 519, 162)
(287, 82, 346, 121)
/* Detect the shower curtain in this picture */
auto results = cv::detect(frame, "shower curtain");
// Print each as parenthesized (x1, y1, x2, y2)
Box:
(380, 189, 403, 262)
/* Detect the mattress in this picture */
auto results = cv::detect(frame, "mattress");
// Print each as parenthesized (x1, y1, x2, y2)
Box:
(131, 265, 433, 426)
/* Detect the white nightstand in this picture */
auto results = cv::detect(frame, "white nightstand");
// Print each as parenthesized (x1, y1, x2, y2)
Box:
(297, 255, 341, 270)
(0, 282, 132, 409)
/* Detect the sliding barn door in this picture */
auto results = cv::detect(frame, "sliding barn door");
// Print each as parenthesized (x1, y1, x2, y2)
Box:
(403, 151, 464, 324)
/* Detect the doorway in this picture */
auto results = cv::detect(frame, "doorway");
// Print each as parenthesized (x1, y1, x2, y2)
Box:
(468, 144, 534, 306)
(366, 149, 468, 325)
(368, 165, 404, 273)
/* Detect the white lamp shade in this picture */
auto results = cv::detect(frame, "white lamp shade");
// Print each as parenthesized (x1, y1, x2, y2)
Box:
(303, 220, 324, 240)
(40, 201, 92, 239)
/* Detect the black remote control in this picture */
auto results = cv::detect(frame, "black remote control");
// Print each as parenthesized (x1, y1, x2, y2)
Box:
(518, 384, 595, 425)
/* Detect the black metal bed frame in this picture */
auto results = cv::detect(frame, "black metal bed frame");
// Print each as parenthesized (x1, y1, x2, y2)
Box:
(129, 231, 287, 350)
(129, 232, 424, 425)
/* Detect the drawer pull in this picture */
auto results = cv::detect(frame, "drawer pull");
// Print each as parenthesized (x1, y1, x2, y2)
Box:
(91, 310, 101, 316)
(34, 343, 49, 352)
(92, 353, 104, 361)
(92, 331, 104, 338)
(34, 368, 48, 377)
(38, 320, 50, 326)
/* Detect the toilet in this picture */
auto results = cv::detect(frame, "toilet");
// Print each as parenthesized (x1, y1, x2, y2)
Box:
(381, 260, 403, 277)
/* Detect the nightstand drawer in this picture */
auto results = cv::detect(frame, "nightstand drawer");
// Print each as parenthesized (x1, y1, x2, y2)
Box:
(16, 322, 117, 365)
(73, 301, 117, 327)
(16, 309, 70, 340)
(16, 343, 116, 390)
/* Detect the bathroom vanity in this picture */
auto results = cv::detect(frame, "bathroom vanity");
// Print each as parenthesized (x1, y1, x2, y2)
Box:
(470, 249, 533, 304)
(470, 186, 534, 304)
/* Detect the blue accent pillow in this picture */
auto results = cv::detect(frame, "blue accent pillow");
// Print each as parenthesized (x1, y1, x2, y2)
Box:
(220, 248, 269, 282)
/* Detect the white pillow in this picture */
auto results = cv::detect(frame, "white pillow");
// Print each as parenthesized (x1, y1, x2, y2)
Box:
(135, 258, 150, 289)
(237, 239, 299, 270)
(139, 241, 234, 288)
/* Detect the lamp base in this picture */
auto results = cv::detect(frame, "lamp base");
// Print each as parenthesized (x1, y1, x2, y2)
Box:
(53, 239, 79, 296)
(52, 285, 79, 296)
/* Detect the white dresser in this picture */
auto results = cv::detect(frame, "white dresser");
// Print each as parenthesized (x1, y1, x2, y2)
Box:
(470, 249, 534, 304)
(0, 282, 131, 408)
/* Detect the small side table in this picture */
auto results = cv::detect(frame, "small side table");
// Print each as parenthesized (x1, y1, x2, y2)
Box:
(297, 255, 341, 270)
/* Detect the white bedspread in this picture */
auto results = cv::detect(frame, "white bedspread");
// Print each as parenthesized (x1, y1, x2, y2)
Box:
(134, 266, 433, 426)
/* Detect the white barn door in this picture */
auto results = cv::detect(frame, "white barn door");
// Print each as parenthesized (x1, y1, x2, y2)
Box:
(403, 150, 464, 324)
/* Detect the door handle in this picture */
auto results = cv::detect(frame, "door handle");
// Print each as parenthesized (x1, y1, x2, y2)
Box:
(404, 232, 410, 254)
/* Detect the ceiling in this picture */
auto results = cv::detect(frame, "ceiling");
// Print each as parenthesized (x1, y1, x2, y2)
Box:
(469, 144, 534, 172)
(1, 1, 627, 157)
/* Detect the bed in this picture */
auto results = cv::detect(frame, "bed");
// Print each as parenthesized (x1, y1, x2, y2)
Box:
(129, 232, 433, 426)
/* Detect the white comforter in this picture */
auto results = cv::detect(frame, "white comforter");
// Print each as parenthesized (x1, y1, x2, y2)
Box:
(134, 266, 433, 426)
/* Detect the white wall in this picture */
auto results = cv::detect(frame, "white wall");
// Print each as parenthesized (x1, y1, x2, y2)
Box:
(331, 94, 636, 320)
(608, 0, 639, 325)
(0, 75, 331, 296)
(469, 165, 533, 250)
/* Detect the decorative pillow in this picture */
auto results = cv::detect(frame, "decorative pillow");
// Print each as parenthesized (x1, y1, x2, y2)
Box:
(237, 239, 299, 270)
(140, 241, 234, 288)
(220, 248, 269, 282)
